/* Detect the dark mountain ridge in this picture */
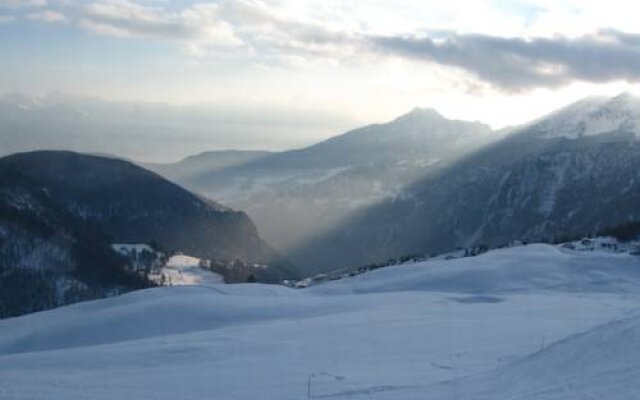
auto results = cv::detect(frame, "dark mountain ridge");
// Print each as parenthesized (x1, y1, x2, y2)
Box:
(2, 152, 268, 260)
(0, 151, 297, 317)
(0, 165, 150, 318)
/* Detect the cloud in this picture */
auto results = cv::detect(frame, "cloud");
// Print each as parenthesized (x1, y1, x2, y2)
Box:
(12, 0, 640, 92)
(0, 14, 14, 23)
(19, 0, 355, 60)
(28, 10, 67, 23)
(369, 30, 640, 91)
(0, 0, 47, 7)
(202, 0, 359, 61)
(77, 1, 243, 53)
(14, 0, 244, 55)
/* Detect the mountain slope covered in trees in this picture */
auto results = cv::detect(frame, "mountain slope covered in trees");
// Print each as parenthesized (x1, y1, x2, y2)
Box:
(0, 151, 297, 317)
(0, 166, 150, 317)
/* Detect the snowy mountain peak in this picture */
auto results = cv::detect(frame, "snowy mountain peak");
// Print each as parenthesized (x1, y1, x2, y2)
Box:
(528, 92, 640, 140)
(409, 106, 443, 117)
(377, 107, 493, 146)
(393, 107, 446, 124)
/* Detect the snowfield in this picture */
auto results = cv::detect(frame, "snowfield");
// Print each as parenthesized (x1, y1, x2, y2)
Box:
(112, 244, 224, 286)
(161, 254, 224, 286)
(1, 243, 640, 399)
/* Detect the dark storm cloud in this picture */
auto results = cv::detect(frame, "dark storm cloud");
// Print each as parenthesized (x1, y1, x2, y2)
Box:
(369, 30, 640, 91)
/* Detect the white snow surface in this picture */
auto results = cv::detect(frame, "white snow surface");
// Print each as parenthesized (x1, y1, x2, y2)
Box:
(161, 254, 224, 286)
(530, 93, 640, 140)
(166, 254, 202, 268)
(112, 245, 224, 286)
(1, 243, 640, 399)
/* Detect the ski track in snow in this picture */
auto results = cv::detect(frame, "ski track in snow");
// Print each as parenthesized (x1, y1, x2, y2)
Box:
(1, 243, 640, 399)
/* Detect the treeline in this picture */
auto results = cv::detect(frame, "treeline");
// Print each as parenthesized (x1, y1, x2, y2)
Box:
(597, 222, 640, 242)
(289, 222, 640, 289)
(551, 221, 640, 244)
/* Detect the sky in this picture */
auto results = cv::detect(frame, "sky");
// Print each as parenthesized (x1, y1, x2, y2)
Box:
(2, 0, 640, 150)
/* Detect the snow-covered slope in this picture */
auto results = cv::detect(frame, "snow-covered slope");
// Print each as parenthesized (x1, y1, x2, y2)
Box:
(1, 242, 639, 399)
(160, 254, 224, 286)
(425, 314, 640, 400)
(311, 243, 640, 295)
(525, 93, 640, 140)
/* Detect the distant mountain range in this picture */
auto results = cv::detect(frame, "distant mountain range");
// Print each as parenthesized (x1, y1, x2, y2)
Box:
(295, 93, 640, 270)
(146, 109, 495, 266)
(0, 151, 295, 317)
(148, 107, 497, 273)
(146, 150, 274, 182)
(3, 93, 640, 282)
(150, 93, 640, 273)
(0, 92, 356, 162)
(147, 107, 498, 273)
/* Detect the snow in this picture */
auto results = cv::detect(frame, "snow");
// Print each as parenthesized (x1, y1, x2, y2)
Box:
(166, 254, 201, 268)
(530, 93, 640, 140)
(415, 314, 640, 400)
(1, 243, 640, 399)
(111, 244, 224, 286)
(159, 254, 224, 286)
